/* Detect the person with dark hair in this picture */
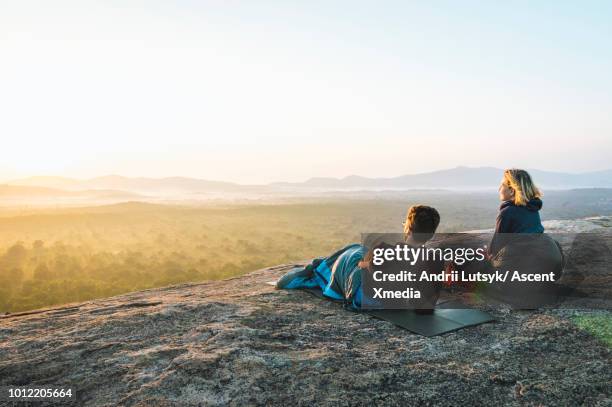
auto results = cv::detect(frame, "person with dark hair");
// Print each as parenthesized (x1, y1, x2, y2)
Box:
(276, 205, 441, 310)
(402, 205, 441, 243)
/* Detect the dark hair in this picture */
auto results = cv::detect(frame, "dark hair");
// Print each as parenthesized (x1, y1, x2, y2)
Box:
(404, 205, 440, 243)
(358, 205, 441, 270)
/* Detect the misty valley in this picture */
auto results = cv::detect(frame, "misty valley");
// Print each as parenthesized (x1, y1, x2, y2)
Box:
(1, 189, 611, 313)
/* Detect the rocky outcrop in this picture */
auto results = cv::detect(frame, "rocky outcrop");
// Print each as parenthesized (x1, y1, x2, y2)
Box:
(1, 223, 611, 406)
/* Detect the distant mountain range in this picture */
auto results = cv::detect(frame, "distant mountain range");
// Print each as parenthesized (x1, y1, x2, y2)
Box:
(275, 167, 612, 189)
(0, 184, 143, 206)
(0, 185, 140, 198)
(3, 167, 612, 197)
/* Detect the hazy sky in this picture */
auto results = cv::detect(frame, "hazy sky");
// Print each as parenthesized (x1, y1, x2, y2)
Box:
(1, 1, 611, 183)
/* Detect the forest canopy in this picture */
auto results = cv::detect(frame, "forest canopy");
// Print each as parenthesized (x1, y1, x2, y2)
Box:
(1, 190, 610, 313)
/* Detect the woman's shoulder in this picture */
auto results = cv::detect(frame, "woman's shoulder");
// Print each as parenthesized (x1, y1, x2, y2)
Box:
(499, 199, 542, 222)
(499, 199, 542, 215)
(498, 200, 517, 216)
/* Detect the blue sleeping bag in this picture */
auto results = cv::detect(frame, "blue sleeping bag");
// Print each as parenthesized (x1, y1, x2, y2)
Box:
(278, 244, 367, 309)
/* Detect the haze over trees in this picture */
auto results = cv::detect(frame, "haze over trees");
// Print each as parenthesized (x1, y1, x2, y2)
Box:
(1, 189, 611, 313)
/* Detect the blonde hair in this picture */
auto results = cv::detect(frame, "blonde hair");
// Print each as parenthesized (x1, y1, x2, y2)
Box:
(503, 169, 542, 206)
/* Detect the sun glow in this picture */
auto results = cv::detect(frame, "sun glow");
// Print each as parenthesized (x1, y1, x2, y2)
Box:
(1, 1, 611, 183)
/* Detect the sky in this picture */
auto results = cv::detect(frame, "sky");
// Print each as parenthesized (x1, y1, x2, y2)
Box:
(1, 0, 611, 184)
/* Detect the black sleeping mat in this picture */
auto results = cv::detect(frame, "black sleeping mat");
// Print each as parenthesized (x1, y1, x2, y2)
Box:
(302, 287, 494, 337)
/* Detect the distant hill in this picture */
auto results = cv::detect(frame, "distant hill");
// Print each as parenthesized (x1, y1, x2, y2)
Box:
(6, 167, 612, 194)
(4, 176, 86, 190)
(0, 185, 139, 197)
(0, 184, 143, 206)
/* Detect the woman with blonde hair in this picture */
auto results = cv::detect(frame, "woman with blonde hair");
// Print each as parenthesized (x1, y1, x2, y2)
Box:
(486, 169, 565, 307)
(489, 169, 544, 256)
